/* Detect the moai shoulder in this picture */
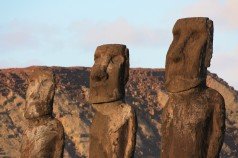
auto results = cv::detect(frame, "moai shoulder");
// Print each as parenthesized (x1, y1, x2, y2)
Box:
(161, 17, 225, 158)
(89, 44, 136, 158)
(21, 118, 64, 158)
(92, 102, 135, 133)
(21, 68, 64, 158)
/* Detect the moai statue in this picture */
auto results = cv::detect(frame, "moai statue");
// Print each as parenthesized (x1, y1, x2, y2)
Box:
(161, 17, 226, 158)
(21, 68, 64, 158)
(89, 44, 136, 158)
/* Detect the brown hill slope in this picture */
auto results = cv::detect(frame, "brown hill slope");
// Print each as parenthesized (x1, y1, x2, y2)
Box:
(0, 67, 237, 157)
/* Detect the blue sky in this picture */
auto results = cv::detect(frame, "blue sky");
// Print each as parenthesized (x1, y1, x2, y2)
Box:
(0, 0, 237, 89)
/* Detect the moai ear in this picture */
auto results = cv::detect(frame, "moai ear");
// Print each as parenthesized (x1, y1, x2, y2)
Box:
(123, 48, 130, 85)
(205, 19, 214, 68)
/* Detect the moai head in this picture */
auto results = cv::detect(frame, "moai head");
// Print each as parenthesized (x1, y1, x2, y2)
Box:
(165, 17, 213, 92)
(89, 44, 129, 103)
(24, 68, 55, 119)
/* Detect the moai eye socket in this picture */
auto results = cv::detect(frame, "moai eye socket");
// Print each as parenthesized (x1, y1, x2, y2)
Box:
(94, 54, 99, 61)
(187, 31, 199, 43)
(111, 55, 124, 64)
(173, 30, 181, 40)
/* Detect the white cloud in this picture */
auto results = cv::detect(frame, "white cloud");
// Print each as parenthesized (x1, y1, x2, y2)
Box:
(68, 18, 169, 49)
(0, 20, 64, 53)
(183, 0, 238, 30)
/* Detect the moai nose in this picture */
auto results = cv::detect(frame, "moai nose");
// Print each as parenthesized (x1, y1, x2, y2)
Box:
(91, 65, 108, 81)
(171, 38, 185, 63)
(91, 56, 110, 81)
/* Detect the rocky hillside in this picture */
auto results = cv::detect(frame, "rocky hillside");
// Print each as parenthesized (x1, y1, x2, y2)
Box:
(0, 67, 237, 158)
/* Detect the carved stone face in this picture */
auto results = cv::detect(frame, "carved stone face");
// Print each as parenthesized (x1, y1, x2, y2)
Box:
(24, 69, 55, 119)
(89, 44, 129, 103)
(165, 17, 213, 92)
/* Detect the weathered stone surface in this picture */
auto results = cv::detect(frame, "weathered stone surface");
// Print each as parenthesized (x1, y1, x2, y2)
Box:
(89, 44, 129, 104)
(161, 17, 226, 158)
(89, 44, 136, 158)
(21, 68, 64, 158)
(165, 17, 213, 93)
(0, 67, 237, 157)
(21, 116, 64, 158)
(90, 102, 136, 158)
(24, 68, 55, 119)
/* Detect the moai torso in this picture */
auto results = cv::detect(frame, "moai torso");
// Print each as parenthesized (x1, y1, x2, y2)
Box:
(21, 69, 64, 158)
(21, 117, 64, 158)
(161, 18, 225, 158)
(162, 87, 225, 158)
(89, 44, 136, 158)
(90, 102, 136, 158)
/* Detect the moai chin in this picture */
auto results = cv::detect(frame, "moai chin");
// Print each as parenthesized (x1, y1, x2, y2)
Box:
(89, 44, 136, 158)
(161, 17, 226, 158)
(21, 68, 64, 158)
